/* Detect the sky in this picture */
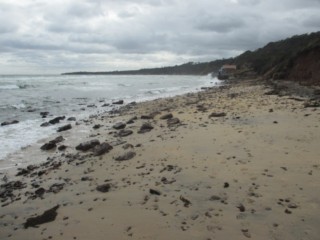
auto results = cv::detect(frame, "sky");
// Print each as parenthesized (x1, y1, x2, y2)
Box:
(0, 0, 319, 74)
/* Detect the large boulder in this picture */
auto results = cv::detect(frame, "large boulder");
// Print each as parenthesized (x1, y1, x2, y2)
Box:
(76, 139, 100, 151)
(138, 123, 153, 134)
(93, 142, 113, 156)
(113, 122, 126, 130)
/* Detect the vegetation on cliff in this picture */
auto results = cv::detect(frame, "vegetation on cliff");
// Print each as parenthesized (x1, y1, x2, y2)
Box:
(63, 32, 320, 85)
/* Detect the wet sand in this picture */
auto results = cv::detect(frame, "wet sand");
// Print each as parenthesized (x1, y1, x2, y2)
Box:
(1, 79, 320, 240)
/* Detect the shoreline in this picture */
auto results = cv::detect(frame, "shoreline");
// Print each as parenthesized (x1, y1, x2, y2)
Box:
(0, 75, 218, 165)
(1, 79, 319, 239)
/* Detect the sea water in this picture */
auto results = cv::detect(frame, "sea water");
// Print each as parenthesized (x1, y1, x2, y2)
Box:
(0, 74, 220, 166)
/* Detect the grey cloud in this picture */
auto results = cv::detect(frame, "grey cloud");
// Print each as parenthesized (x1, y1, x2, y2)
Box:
(0, 0, 319, 74)
(196, 16, 246, 33)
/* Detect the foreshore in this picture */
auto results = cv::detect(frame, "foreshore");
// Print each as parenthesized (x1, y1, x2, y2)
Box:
(1, 79, 319, 240)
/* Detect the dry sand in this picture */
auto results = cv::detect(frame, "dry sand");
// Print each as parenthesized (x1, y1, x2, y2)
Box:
(0, 79, 319, 240)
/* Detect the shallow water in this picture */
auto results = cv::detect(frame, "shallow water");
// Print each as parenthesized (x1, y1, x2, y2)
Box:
(0, 74, 220, 164)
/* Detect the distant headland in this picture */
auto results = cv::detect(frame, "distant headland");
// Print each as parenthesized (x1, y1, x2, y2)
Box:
(62, 32, 320, 86)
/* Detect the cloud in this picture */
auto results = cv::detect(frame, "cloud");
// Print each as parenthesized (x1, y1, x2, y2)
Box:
(0, 0, 319, 74)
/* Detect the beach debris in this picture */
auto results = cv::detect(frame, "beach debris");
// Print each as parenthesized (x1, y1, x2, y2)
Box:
(93, 142, 113, 156)
(209, 112, 227, 118)
(57, 124, 72, 132)
(115, 151, 136, 161)
(138, 123, 153, 134)
(113, 122, 126, 130)
(76, 139, 100, 151)
(149, 189, 161, 195)
(112, 100, 124, 105)
(1, 120, 19, 126)
(96, 184, 111, 193)
(24, 205, 60, 228)
(180, 195, 191, 207)
(160, 113, 173, 120)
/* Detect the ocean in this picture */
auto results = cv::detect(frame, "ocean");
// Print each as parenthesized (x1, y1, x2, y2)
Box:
(0, 74, 220, 167)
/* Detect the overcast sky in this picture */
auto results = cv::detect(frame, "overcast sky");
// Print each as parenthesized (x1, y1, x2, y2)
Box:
(0, 0, 319, 74)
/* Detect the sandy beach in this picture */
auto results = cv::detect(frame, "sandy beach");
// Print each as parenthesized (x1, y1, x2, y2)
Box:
(1, 79, 319, 240)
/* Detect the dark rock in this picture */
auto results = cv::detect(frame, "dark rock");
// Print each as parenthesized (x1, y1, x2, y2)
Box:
(117, 129, 133, 137)
(24, 205, 59, 228)
(101, 103, 110, 107)
(141, 115, 153, 119)
(40, 142, 57, 151)
(138, 123, 153, 134)
(87, 104, 96, 108)
(67, 117, 76, 121)
(237, 204, 246, 212)
(76, 139, 100, 151)
(93, 142, 113, 156)
(209, 195, 221, 201)
(126, 116, 138, 124)
(31, 182, 40, 188)
(40, 122, 50, 127)
(149, 189, 161, 195)
(180, 195, 191, 207)
(53, 136, 64, 143)
(49, 116, 65, 125)
(96, 184, 111, 193)
(57, 124, 72, 132)
(81, 176, 92, 181)
(112, 100, 124, 105)
(35, 187, 46, 197)
(209, 112, 227, 118)
(93, 124, 101, 129)
(40, 136, 64, 151)
(16, 168, 30, 176)
(288, 203, 298, 209)
(49, 183, 64, 193)
(58, 145, 67, 151)
(285, 209, 292, 214)
(1, 120, 19, 126)
(113, 122, 126, 130)
(114, 151, 136, 161)
(160, 113, 173, 120)
(122, 143, 134, 149)
(167, 118, 180, 126)
(40, 112, 49, 118)
(224, 182, 230, 188)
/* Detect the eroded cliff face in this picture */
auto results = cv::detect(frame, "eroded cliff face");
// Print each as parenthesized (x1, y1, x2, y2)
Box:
(287, 47, 320, 86)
